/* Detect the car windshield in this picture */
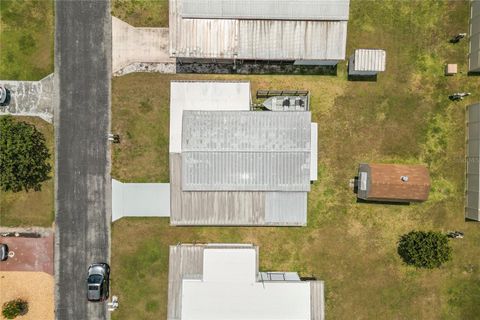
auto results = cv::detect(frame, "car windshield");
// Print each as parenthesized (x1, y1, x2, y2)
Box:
(88, 274, 103, 284)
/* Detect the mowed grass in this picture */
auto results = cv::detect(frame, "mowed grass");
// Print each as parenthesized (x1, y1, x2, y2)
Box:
(112, 0, 168, 27)
(0, 117, 55, 227)
(0, 0, 54, 80)
(111, 1, 480, 319)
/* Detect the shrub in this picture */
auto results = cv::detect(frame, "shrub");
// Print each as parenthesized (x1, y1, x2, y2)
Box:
(0, 116, 51, 192)
(398, 230, 452, 269)
(2, 299, 28, 319)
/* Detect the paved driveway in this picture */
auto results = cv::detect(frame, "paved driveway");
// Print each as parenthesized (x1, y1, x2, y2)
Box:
(0, 233, 54, 275)
(55, 0, 111, 319)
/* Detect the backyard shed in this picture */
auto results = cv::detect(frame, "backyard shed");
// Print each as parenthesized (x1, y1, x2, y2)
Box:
(469, 0, 480, 73)
(167, 244, 325, 320)
(348, 49, 386, 76)
(169, 0, 350, 65)
(466, 103, 480, 221)
(357, 163, 430, 202)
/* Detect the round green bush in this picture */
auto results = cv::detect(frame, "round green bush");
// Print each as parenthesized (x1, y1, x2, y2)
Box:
(397, 230, 452, 269)
(2, 299, 28, 319)
(0, 116, 51, 193)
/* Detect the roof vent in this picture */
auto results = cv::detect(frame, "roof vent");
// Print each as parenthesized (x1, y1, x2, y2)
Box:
(401, 176, 409, 182)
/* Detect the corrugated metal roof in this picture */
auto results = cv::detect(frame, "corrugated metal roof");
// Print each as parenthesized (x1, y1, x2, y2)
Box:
(182, 111, 311, 152)
(238, 20, 347, 60)
(169, 81, 251, 153)
(168, 245, 205, 320)
(466, 103, 480, 221)
(181, 111, 311, 192)
(182, 152, 310, 191)
(265, 192, 307, 224)
(170, 153, 308, 226)
(170, 0, 348, 60)
(469, 1, 480, 72)
(353, 49, 386, 72)
(180, 0, 350, 21)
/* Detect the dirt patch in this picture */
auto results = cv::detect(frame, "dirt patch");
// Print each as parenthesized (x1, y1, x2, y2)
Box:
(0, 272, 54, 320)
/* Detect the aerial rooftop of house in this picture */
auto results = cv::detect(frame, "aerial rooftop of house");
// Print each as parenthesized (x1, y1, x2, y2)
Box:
(167, 244, 325, 320)
(169, 81, 318, 226)
(169, 0, 350, 64)
(466, 103, 480, 221)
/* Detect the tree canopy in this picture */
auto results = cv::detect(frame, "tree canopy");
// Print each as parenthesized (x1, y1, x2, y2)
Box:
(0, 116, 51, 192)
(397, 230, 452, 269)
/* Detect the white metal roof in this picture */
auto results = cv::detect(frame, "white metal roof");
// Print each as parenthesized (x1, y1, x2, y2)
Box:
(169, 81, 251, 153)
(181, 247, 311, 320)
(181, 111, 311, 192)
(180, 0, 350, 21)
(310, 123, 318, 181)
(353, 49, 386, 72)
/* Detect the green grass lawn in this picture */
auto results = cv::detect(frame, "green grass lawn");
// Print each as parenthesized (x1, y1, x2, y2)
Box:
(0, 0, 54, 80)
(111, 1, 480, 319)
(0, 117, 55, 227)
(112, 0, 168, 27)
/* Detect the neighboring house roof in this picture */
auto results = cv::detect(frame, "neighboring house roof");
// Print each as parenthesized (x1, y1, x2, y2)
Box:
(351, 49, 386, 72)
(167, 244, 325, 320)
(466, 103, 480, 221)
(358, 163, 430, 202)
(181, 111, 311, 192)
(180, 0, 350, 20)
(169, 0, 349, 61)
(469, 0, 480, 72)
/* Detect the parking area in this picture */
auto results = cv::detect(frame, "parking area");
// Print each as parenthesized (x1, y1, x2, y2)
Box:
(0, 231, 54, 275)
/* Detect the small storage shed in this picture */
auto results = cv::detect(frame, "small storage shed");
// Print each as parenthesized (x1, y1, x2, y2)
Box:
(348, 49, 386, 76)
(466, 103, 480, 221)
(357, 163, 430, 203)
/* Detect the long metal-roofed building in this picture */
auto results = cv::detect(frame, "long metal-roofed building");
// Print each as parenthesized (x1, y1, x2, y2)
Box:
(469, 0, 480, 73)
(167, 244, 325, 320)
(169, 80, 318, 226)
(466, 103, 480, 221)
(169, 0, 350, 65)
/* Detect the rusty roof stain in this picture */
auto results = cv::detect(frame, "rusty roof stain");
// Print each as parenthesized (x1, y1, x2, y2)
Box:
(367, 163, 430, 201)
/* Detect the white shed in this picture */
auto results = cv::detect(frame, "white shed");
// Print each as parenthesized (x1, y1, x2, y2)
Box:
(348, 49, 386, 76)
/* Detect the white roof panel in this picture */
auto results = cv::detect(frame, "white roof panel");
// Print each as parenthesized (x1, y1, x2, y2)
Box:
(180, 0, 350, 21)
(353, 49, 386, 72)
(169, 81, 251, 153)
(203, 248, 257, 282)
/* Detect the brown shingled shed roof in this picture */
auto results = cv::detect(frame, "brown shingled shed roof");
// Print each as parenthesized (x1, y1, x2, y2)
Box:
(367, 164, 430, 202)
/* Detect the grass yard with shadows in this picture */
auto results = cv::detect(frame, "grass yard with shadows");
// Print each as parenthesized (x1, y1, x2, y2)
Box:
(0, 0, 54, 80)
(0, 117, 55, 227)
(111, 1, 480, 319)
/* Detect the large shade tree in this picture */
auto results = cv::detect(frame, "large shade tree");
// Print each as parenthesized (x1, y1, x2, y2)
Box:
(397, 230, 452, 269)
(0, 116, 51, 192)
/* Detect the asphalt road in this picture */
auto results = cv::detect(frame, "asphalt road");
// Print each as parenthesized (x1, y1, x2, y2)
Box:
(55, 1, 111, 319)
